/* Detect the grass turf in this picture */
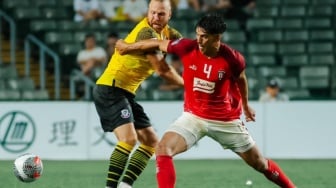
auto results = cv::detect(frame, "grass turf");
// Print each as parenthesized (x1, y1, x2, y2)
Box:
(1, 159, 335, 188)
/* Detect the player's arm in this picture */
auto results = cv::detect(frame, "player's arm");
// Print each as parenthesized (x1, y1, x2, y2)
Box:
(116, 39, 170, 55)
(134, 28, 183, 87)
(237, 70, 255, 122)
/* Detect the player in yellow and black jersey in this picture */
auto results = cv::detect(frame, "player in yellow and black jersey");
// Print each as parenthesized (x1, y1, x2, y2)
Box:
(92, 1, 183, 188)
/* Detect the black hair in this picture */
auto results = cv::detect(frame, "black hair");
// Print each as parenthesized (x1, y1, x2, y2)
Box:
(195, 13, 227, 34)
(85, 33, 95, 40)
(107, 32, 119, 38)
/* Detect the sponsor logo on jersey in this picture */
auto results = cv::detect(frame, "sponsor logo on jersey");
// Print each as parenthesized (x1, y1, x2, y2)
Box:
(193, 77, 215, 93)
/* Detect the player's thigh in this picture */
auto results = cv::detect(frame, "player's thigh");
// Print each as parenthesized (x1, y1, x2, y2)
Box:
(164, 112, 205, 152)
(208, 120, 255, 153)
(156, 131, 188, 156)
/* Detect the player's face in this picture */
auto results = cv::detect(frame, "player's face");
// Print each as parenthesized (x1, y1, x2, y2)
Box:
(147, 0, 171, 33)
(196, 27, 219, 56)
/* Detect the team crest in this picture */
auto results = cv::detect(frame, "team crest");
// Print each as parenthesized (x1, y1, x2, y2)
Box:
(218, 70, 225, 80)
(120, 109, 130, 118)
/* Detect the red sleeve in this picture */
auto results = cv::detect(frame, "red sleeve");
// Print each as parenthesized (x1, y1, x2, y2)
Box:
(221, 44, 246, 78)
(167, 38, 196, 57)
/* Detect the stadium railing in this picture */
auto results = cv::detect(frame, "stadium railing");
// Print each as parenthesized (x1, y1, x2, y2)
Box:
(24, 34, 60, 100)
(0, 10, 16, 65)
(69, 69, 95, 101)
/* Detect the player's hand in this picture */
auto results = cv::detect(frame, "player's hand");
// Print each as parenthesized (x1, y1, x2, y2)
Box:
(243, 105, 256, 122)
(115, 39, 129, 55)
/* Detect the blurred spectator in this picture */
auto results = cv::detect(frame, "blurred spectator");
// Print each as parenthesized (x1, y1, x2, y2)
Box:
(170, 0, 201, 11)
(259, 79, 290, 102)
(74, 0, 102, 22)
(77, 33, 107, 79)
(122, 0, 148, 22)
(105, 32, 119, 60)
(99, 0, 122, 21)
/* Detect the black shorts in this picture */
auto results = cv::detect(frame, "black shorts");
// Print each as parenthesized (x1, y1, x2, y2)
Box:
(93, 85, 151, 132)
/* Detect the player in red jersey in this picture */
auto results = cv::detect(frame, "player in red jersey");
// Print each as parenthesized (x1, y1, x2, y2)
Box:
(116, 13, 296, 188)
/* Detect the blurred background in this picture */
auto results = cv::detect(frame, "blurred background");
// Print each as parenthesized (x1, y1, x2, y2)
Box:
(0, 0, 335, 101)
(0, 0, 335, 158)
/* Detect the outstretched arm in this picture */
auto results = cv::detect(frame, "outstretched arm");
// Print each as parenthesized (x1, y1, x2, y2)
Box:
(236, 70, 255, 122)
(116, 39, 170, 55)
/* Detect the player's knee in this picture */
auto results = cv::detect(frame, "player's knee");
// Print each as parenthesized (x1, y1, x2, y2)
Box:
(119, 136, 138, 146)
(155, 141, 173, 156)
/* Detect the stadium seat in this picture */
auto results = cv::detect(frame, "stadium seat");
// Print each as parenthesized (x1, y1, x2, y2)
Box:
(21, 89, 49, 100)
(279, 77, 299, 89)
(311, 0, 336, 4)
(169, 20, 189, 37)
(286, 89, 311, 99)
(304, 18, 331, 29)
(0, 64, 18, 79)
(253, 6, 279, 18)
(0, 90, 21, 101)
(19, 77, 36, 91)
(34, 0, 57, 7)
(58, 43, 82, 56)
(225, 20, 241, 30)
(299, 66, 330, 88)
(45, 32, 74, 44)
(250, 55, 277, 66)
(308, 6, 333, 16)
(284, 30, 309, 42)
(247, 43, 276, 54)
(282, 0, 309, 5)
(275, 18, 303, 29)
(278, 43, 306, 55)
(42, 8, 70, 19)
(282, 55, 309, 66)
(258, 66, 287, 77)
(174, 8, 202, 20)
(245, 67, 257, 77)
(58, 21, 82, 31)
(257, 30, 282, 42)
(0, 80, 6, 90)
(310, 30, 335, 41)
(30, 20, 58, 32)
(223, 31, 246, 43)
(3, 0, 30, 9)
(257, 0, 281, 5)
(309, 54, 335, 65)
(14, 7, 41, 20)
(308, 42, 333, 54)
(228, 43, 246, 54)
(246, 18, 274, 30)
(280, 6, 306, 17)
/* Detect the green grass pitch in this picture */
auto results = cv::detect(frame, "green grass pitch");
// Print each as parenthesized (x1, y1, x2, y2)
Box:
(1, 159, 335, 188)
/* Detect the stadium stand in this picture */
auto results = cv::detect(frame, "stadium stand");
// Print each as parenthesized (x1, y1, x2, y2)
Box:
(0, 0, 335, 100)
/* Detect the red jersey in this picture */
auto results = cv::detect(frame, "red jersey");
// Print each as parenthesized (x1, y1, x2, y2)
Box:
(167, 38, 246, 121)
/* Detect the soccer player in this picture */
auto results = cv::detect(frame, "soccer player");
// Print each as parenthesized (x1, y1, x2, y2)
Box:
(116, 13, 297, 188)
(92, 0, 183, 188)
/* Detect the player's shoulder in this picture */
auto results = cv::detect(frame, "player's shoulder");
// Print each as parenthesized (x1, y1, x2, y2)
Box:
(220, 43, 244, 62)
(166, 27, 183, 40)
(135, 27, 157, 41)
